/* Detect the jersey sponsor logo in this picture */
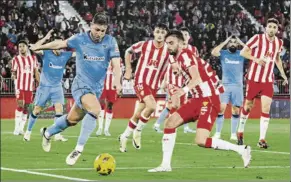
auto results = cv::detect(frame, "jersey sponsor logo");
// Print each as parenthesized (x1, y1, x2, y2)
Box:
(225, 58, 240, 64)
(147, 59, 159, 69)
(49, 62, 63, 69)
(84, 54, 105, 61)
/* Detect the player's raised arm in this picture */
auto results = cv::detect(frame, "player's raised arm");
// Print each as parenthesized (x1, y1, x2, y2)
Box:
(124, 41, 144, 80)
(30, 39, 68, 51)
(32, 29, 55, 55)
(211, 36, 232, 57)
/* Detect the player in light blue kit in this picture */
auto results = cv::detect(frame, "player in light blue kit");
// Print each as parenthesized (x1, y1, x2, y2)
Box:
(30, 13, 122, 166)
(24, 30, 75, 142)
(211, 35, 246, 140)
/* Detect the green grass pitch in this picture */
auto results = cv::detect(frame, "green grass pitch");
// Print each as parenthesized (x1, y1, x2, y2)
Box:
(1, 118, 290, 180)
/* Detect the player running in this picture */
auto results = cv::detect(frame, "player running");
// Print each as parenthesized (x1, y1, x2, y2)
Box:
(211, 35, 246, 140)
(11, 40, 40, 135)
(153, 27, 197, 134)
(119, 23, 169, 152)
(23, 30, 75, 142)
(148, 31, 251, 172)
(96, 60, 121, 136)
(30, 13, 122, 165)
(237, 18, 288, 148)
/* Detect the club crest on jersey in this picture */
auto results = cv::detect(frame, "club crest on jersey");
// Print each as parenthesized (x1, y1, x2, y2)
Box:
(24, 65, 31, 73)
(84, 54, 105, 61)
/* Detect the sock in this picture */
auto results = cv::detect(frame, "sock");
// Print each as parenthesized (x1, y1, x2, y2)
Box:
(19, 110, 28, 132)
(54, 113, 63, 124)
(156, 108, 170, 125)
(14, 108, 23, 132)
(161, 128, 177, 167)
(98, 110, 105, 130)
(237, 108, 250, 133)
(206, 137, 243, 155)
(46, 114, 70, 138)
(259, 113, 270, 140)
(215, 114, 224, 134)
(231, 114, 239, 135)
(27, 113, 38, 132)
(136, 114, 150, 131)
(104, 110, 113, 131)
(76, 112, 97, 152)
(122, 119, 136, 138)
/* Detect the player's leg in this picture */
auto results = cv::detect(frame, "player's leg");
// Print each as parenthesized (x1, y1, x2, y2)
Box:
(181, 95, 195, 134)
(104, 101, 114, 136)
(20, 103, 30, 134)
(14, 91, 24, 135)
(96, 91, 106, 136)
(213, 103, 227, 138)
(153, 93, 170, 133)
(257, 82, 274, 148)
(133, 94, 157, 149)
(119, 101, 145, 152)
(53, 103, 68, 142)
(24, 105, 42, 141)
(230, 106, 240, 140)
(230, 85, 243, 140)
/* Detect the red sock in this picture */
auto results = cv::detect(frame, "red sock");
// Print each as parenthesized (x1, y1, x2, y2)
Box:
(205, 138, 212, 148)
(128, 120, 137, 129)
(139, 115, 149, 124)
(164, 128, 176, 134)
(241, 107, 249, 115)
(16, 107, 23, 112)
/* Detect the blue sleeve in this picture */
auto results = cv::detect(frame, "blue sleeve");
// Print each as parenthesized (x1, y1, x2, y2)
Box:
(219, 50, 225, 62)
(67, 34, 80, 49)
(109, 37, 120, 59)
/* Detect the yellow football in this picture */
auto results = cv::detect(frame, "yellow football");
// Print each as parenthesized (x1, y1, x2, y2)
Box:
(94, 153, 116, 176)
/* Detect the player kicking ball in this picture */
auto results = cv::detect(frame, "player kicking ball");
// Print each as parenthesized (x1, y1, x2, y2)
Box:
(30, 13, 122, 165)
(148, 31, 251, 172)
(237, 18, 288, 148)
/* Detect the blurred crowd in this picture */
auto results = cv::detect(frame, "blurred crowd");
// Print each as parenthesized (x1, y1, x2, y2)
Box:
(1, 0, 290, 93)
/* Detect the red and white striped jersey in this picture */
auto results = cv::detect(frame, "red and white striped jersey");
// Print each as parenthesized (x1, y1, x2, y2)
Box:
(187, 44, 199, 57)
(104, 59, 123, 90)
(176, 49, 223, 98)
(166, 63, 185, 88)
(246, 33, 283, 83)
(11, 55, 38, 91)
(130, 40, 169, 90)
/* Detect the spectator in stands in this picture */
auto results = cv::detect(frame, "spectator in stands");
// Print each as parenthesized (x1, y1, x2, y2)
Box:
(55, 11, 63, 29)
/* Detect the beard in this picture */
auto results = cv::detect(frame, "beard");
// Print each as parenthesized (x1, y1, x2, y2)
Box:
(169, 51, 177, 56)
(229, 46, 237, 53)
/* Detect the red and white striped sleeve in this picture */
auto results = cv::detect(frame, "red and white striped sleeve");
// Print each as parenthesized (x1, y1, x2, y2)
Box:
(246, 34, 259, 49)
(130, 41, 145, 54)
(32, 55, 39, 69)
(11, 57, 18, 72)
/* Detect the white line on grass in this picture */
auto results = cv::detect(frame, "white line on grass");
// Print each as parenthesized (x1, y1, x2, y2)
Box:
(24, 165, 290, 171)
(2, 132, 290, 155)
(1, 167, 94, 181)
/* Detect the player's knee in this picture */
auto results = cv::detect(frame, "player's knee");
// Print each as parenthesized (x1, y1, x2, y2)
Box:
(164, 119, 176, 129)
(17, 101, 24, 108)
(54, 105, 63, 114)
(147, 102, 156, 113)
(245, 101, 254, 111)
(232, 107, 240, 115)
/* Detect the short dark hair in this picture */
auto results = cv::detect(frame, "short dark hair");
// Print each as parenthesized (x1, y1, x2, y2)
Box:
(154, 23, 169, 32)
(267, 18, 279, 26)
(92, 13, 108, 25)
(165, 30, 185, 41)
(179, 27, 190, 33)
(17, 40, 28, 47)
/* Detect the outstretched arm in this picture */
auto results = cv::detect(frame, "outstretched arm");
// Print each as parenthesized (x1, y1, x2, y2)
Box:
(211, 36, 232, 57)
(30, 39, 68, 51)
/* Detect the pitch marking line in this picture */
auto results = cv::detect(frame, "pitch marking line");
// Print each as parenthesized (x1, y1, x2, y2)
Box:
(2, 132, 290, 155)
(24, 165, 290, 171)
(1, 167, 94, 181)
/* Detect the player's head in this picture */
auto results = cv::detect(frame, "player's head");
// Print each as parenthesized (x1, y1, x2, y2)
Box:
(266, 18, 279, 38)
(179, 27, 190, 45)
(90, 13, 108, 42)
(17, 40, 28, 55)
(153, 23, 169, 43)
(165, 30, 184, 56)
(227, 36, 238, 53)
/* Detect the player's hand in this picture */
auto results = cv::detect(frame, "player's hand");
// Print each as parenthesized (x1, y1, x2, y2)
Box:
(124, 69, 132, 80)
(29, 44, 39, 51)
(282, 76, 289, 86)
(11, 74, 16, 80)
(44, 29, 54, 40)
(113, 81, 122, 96)
(254, 58, 267, 66)
(173, 88, 186, 97)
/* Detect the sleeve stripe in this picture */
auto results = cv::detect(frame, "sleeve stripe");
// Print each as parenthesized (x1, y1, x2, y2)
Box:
(247, 35, 258, 48)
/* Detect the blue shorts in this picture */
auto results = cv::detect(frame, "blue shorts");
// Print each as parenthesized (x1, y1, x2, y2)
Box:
(220, 85, 243, 107)
(34, 85, 64, 107)
(71, 76, 103, 109)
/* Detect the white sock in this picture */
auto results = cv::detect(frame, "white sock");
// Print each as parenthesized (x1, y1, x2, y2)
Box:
(98, 110, 105, 130)
(183, 123, 189, 129)
(104, 112, 113, 131)
(20, 113, 28, 132)
(237, 110, 249, 133)
(75, 144, 84, 152)
(122, 119, 136, 138)
(14, 110, 22, 132)
(136, 114, 150, 131)
(211, 138, 242, 155)
(259, 116, 270, 140)
(161, 132, 177, 167)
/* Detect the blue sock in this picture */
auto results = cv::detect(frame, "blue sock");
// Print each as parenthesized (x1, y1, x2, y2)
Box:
(54, 113, 63, 124)
(77, 112, 97, 147)
(47, 114, 70, 137)
(231, 114, 239, 135)
(27, 113, 38, 132)
(156, 108, 170, 125)
(215, 114, 224, 133)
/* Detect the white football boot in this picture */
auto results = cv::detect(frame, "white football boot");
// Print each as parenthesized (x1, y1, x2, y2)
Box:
(23, 131, 31, 141)
(40, 127, 51, 152)
(66, 150, 82, 166)
(118, 135, 127, 152)
(54, 133, 68, 142)
(132, 129, 141, 149)
(148, 166, 172, 172)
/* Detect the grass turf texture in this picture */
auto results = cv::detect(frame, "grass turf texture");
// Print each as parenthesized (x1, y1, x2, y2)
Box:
(1, 119, 289, 180)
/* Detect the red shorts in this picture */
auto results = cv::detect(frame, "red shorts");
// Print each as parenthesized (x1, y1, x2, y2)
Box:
(15, 90, 33, 104)
(100, 89, 118, 103)
(176, 95, 220, 131)
(246, 80, 273, 100)
(134, 83, 158, 102)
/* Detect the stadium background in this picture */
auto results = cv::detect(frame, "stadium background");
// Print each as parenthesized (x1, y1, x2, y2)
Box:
(0, 0, 290, 119)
